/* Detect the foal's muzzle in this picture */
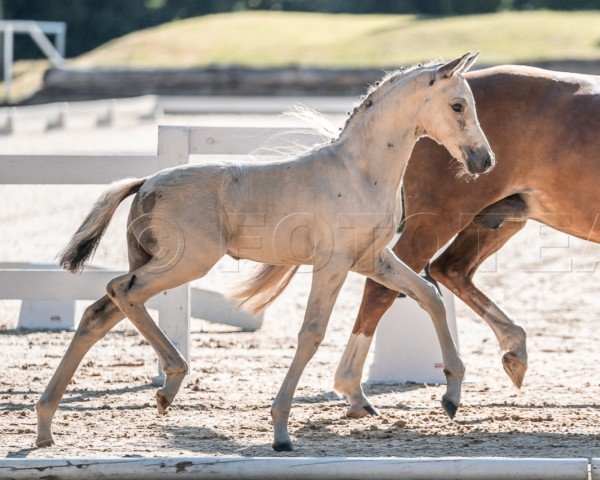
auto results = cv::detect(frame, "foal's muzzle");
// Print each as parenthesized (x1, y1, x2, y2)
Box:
(464, 147, 495, 175)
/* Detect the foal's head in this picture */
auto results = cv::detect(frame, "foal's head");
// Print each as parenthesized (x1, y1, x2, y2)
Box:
(417, 53, 495, 175)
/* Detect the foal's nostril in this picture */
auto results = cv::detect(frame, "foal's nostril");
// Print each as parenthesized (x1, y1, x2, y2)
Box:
(484, 154, 492, 169)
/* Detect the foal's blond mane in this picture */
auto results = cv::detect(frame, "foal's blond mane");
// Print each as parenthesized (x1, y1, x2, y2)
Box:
(286, 60, 444, 151)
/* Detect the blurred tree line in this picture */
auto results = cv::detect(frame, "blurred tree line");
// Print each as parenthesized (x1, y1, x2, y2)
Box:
(3, 0, 599, 59)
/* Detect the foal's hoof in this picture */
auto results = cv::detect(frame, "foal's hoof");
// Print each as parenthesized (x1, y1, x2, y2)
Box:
(441, 395, 458, 420)
(502, 351, 527, 389)
(35, 436, 55, 448)
(346, 404, 379, 418)
(272, 441, 293, 452)
(156, 389, 171, 414)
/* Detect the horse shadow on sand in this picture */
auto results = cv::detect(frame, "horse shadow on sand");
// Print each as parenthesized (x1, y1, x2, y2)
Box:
(162, 422, 599, 458)
(0, 384, 155, 412)
(161, 383, 599, 458)
(292, 382, 423, 405)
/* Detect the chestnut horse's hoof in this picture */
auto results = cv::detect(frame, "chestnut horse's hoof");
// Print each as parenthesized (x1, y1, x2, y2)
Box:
(502, 351, 527, 389)
(346, 404, 379, 418)
(272, 441, 293, 452)
(441, 395, 458, 420)
(156, 389, 171, 414)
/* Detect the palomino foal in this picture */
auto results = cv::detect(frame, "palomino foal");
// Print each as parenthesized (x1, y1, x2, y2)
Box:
(36, 53, 493, 451)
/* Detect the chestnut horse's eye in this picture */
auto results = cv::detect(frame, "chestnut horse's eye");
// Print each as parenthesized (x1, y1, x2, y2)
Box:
(451, 103, 463, 113)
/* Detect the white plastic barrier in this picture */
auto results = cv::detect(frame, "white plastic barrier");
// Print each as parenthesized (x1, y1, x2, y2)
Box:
(367, 235, 459, 384)
(592, 458, 600, 480)
(368, 285, 458, 384)
(0, 125, 285, 377)
(0, 457, 589, 480)
(3, 262, 107, 330)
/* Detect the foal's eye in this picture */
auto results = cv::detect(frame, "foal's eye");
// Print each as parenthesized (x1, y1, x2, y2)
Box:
(451, 103, 463, 113)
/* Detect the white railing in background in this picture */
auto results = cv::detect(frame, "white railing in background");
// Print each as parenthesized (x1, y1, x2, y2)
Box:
(0, 95, 160, 134)
(0, 20, 67, 102)
(0, 124, 322, 382)
(159, 95, 352, 115)
(0, 122, 454, 384)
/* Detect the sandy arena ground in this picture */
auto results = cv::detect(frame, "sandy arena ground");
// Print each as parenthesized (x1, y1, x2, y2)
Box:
(0, 117, 599, 458)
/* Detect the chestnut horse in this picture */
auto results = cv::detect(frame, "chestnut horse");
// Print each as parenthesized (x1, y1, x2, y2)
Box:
(334, 65, 600, 417)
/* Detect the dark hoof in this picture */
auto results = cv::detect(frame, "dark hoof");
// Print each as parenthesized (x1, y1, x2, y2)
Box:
(156, 389, 171, 414)
(502, 351, 527, 389)
(441, 396, 458, 420)
(35, 437, 54, 448)
(363, 405, 379, 416)
(272, 441, 293, 452)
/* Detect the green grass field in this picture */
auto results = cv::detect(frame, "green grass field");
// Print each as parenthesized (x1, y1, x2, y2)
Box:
(4, 10, 599, 102)
(75, 10, 600, 68)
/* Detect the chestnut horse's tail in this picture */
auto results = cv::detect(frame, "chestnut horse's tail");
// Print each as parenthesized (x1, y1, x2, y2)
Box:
(59, 177, 146, 273)
(228, 264, 299, 314)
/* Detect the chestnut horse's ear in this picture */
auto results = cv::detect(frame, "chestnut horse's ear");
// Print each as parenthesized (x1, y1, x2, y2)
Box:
(436, 52, 472, 79)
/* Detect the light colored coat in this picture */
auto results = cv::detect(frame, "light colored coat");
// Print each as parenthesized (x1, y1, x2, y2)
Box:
(36, 53, 494, 452)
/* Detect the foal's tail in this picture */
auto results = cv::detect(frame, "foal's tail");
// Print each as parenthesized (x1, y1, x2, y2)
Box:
(59, 177, 147, 273)
(228, 264, 300, 315)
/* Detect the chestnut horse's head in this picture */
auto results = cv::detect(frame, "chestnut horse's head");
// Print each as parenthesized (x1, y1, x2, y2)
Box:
(418, 52, 495, 175)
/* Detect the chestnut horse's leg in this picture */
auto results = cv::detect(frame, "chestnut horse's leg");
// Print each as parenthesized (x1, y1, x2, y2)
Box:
(333, 279, 398, 417)
(36, 295, 126, 447)
(335, 217, 458, 417)
(430, 219, 528, 388)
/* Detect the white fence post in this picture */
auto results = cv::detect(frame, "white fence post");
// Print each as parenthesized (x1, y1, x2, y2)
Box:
(14, 262, 76, 330)
(153, 126, 191, 384)
(592, 458, 600, 480)
(55, 23, 66, 58)
(153, 286, 191, 386)
(3, 24, 13, 103)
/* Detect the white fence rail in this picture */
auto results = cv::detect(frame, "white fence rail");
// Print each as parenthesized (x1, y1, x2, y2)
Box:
(1, 121, 453, 383)
(0, 95, 160, 135)
(159, 95, 353, 115)
(0, 125, 296, 378)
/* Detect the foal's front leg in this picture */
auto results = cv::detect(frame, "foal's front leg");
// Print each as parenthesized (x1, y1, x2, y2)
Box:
(360, 247, 465, 418)
(271, 263, 348, 452)
(429, 220, 528, 388)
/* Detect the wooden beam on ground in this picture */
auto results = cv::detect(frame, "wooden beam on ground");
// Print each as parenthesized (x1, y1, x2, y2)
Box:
(0, 457, 590, 480)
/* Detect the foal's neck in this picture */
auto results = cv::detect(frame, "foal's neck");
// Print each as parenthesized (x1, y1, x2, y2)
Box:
(335, 77, 424, 193)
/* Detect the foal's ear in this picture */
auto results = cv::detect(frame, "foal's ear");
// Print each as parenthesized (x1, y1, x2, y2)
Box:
(462, 51, 480, 73)
(436, 52, 472, 79)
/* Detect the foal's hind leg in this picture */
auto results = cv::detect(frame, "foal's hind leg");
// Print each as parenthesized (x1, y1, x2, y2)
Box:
(359, 247, 465, 419)
(36, 295, 126, 447)
(430, 220, 528, 388)
(36, 238, 149, 447)
(107, 253, 218, 414)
